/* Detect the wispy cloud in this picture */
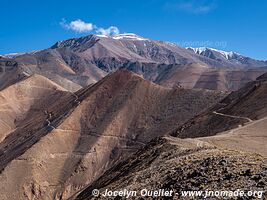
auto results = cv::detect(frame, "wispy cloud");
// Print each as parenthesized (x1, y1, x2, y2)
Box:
(164, 0, 217, 14)
(60, 19, 120, 36)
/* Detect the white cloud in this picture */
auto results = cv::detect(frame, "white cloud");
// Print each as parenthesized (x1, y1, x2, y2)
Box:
(96, 26, 120, 36)
(60, 19, 120, 36)
(61, 19, 94, 33)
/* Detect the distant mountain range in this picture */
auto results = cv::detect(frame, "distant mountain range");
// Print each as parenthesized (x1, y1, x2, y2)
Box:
(1, 33, 267, 91)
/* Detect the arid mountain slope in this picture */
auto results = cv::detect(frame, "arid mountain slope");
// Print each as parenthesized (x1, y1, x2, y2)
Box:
(12, 49, 103, 91)
(153, 63, 265, 90)
(0, 74, 67, 141)
(199, 115, 267, 157)
(172, 72, 267, 138)
(0, 57, 28, 91)
(0, 70, 224, 200)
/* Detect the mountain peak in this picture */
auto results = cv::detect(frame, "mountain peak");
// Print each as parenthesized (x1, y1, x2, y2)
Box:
(51, 34, 98, 49)
(51, 33, 148, 49)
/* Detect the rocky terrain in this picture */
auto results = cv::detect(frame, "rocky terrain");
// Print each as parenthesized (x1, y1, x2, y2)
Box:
(72, 137, 267, 200)
(0, 70, 225, 200)
(0, 57, 28, 90)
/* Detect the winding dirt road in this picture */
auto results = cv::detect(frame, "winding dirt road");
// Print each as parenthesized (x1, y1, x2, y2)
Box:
(212, 111, 253, 122)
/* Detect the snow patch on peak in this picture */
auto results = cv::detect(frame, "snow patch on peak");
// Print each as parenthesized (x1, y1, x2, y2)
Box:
(164, 41, 178, 47)
(95, 34, 109, 38)
(112, 33, 148, 41)
(208, 48, 240, 59)
(186, 47, 207, 54)
(187, 47, 240, 60)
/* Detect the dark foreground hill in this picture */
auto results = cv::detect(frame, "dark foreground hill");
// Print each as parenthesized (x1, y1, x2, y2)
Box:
(72, 137, 267, 200)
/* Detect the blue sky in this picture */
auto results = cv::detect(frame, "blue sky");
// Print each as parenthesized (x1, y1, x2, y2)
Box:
(1, 0, 266, 60)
